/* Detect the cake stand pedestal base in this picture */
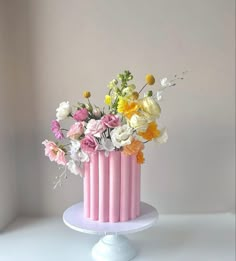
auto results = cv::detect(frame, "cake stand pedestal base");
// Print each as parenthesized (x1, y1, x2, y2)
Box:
(63, 202, 158, 261)
(92, 234, 136, 261)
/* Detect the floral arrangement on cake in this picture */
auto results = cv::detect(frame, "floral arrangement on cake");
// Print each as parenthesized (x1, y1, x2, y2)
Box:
(42, 70, 186, 188)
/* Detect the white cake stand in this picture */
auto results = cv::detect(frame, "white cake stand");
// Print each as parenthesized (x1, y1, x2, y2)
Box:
(63, 202, 158, 261)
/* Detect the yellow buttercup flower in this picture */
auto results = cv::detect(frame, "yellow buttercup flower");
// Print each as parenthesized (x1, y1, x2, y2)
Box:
(145, 74, 155, 85)
(138, 121, 160, 141)
(83, 91, 91, 98)
(105, 95, 112, 105)
(118, 98, 139, 119)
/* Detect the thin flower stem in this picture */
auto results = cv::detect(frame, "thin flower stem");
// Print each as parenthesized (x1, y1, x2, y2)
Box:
(138, 83, 147, 94)
(61, 128, 68, 131)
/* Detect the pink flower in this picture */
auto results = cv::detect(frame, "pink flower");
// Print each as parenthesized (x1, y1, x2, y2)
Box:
(80, 135, 98, 154)
(73, 108, 88, 121)
(85, 119, 106, 137)
(51, 120, 64, 140)
(42, 140, 67, 165)
(101, 114, 121, 128)
(67, 122, 84, 140)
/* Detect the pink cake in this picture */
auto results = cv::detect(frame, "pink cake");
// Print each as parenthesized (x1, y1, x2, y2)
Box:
(83, 151, 141, 223)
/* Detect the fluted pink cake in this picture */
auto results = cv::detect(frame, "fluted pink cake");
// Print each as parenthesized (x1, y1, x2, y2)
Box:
(83, 151, 141, 223)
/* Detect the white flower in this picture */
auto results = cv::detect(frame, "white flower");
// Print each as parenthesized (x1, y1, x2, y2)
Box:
(78, 150, 89, 162)
(93, 108, 101, 118)
(122, 84, 136, 96)
(129, 113, 149, 132)
(111, 124, 133, 149)
(70, 140, 89, 162)
(160, 78, 171, 87)
(156, 90, 163, 101)
(67, 160, 83, 176)
(154, 128, 168, 144)
(56, 101, 72, 121)
(98, 138, 115, 156)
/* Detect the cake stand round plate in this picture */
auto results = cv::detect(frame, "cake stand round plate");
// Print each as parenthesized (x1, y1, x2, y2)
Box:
(63, 202, 158, 261)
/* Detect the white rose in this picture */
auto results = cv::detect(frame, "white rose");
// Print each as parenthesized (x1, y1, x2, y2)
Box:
(67, 160, 83, 175)
(56, 101, 72, 121)
(139, 97, 161, 119)
(129, 113, 149, 132)
(98, 137, 115, 156)
(154, 128, 168, 144)
(111, 124, 133, 149)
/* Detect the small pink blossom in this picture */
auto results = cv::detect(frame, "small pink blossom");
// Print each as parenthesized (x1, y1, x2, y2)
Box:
(101, 114, 120, 128)
(42, 140, 67, 165)
(85, 119, 106, 137)
(67, 122, 84, 140)
(73, 108, 88, 121)
(51, 120, 64, 140)
(80, 135, 98, 154)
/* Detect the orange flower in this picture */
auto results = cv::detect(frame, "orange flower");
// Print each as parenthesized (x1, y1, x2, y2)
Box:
(138, 122, 160, 141)
(136, 150, 145, 164)
(123, 139, 144, 156)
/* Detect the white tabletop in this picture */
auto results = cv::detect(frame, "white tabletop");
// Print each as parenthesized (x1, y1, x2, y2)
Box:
(0, 214, 235, 261)
(63, 202, 158, 235)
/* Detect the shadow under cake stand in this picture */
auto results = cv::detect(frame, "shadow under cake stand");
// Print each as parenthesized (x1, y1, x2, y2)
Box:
(63, 202, 158, 261)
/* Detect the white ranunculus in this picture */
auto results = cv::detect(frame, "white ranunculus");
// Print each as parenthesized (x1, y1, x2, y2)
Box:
(56, 101, 72, 121)
(139, 97, 161, 119)
(160, 78, 171, 87)
(67, 160, 83, 175)
(154, 128, 168, 144)
(129, 114, 149, 132)
(110, 124, 133, 149)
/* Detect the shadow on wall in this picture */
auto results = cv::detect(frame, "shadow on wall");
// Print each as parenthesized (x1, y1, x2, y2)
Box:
(0, 0, 43, 220)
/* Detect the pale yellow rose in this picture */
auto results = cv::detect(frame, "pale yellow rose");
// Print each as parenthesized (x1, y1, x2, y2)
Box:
(129, 113, 149, 132)
(139, 97, 161, 119)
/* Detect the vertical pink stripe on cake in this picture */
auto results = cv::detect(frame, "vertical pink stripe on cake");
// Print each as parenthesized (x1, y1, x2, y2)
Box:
(90, 152, 99, 220)
(109, 151, 121, 222)
(130, 155, 137, 219)
(120, 153, 131, 221)
(136, 163, 141, 217)
(83, 162, 90, 218)
(98, 151, 109, 222)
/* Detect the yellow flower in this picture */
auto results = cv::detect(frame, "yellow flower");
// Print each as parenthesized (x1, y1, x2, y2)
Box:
(138, 121, 160, 141)
(83, 91, 91, 98)
(105, 95, 112, 105)
(136, 150, 145, 164)
(145, 74, 155, 85)
(117, 97, 127, 113)
(118, 98, 139, 119)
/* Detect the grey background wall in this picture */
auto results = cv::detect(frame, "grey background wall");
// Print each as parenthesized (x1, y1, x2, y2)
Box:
(0, 0, 235, 223)
(0, 1, 18, 229)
